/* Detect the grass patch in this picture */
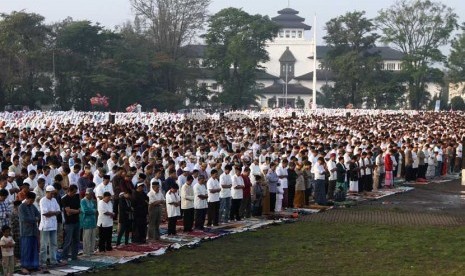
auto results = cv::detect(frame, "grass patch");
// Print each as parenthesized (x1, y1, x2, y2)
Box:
(93, 221, 465, 275)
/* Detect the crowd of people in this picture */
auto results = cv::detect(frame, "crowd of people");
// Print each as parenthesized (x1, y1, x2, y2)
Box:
(0, 109, 462, 275)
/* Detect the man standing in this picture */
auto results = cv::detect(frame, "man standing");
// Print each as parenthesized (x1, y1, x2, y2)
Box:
(218, 165, 232, 223)
(18, 192, 40, 274)
(80, 188, 97, 256)
(147, 180, 164, 240)
(61, 185, 81, 261)
(276, 159, 289, 208)
(384, 149, 394, 188)
(132, 183, 148, 243)
(39, 185, 62, 268)
(266, 163, 279, 212)
(97, 192, 114, 252)
(193, 175, 208, 230)
(206, 169, 221, 227)
(230, 167, 244, 221)
(166, 184, 180, 235)
(239, 167, 252, 219)
(0, 189, 11, 228)
(181, 175, 195, 232)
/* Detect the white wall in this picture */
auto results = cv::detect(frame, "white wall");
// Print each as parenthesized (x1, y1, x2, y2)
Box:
(262, 39, 315, 79)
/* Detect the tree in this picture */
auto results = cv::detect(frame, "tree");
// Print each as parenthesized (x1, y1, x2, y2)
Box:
(204, 8, 279, 108)
(377, 0, 458, 109)
(0, 11, 52, 108)
(447, 24, 465, 91)
(450, 96, 465, 110)
(323, 11, 381, 107)
(130, 0, 210, 96)
(53, 20, 120, 110)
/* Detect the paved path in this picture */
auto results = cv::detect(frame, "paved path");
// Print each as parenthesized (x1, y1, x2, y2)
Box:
(302, 179, 465, 226)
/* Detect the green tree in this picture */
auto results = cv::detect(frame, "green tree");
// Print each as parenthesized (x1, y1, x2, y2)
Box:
(377, 0, 458, 109)
(450, 96, 465, 110)
(204, 8, 279, 108)
(323, 11, 381, 107)
(0, 11, 52, 108)
(53, 20, 121, 110)
(447, 24, 465, 93)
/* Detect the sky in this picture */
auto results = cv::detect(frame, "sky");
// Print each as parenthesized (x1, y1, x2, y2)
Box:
(2, 0, 465, 46)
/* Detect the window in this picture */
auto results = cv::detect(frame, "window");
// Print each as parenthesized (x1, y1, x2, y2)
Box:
(397, 63, 402, 70)
(280, 63, 295, 79)
(279, 30, 284, 38)
(297, 31, 303, 38)
(291, 30, 296, 38)
(386, 63, 396, 70)
(211, 83, 218, 90)
(285, 30, 290, 38)
(201, 83, 207, 88)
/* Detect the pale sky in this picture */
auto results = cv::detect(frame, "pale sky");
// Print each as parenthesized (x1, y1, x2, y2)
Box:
(2, 0, 465, 46)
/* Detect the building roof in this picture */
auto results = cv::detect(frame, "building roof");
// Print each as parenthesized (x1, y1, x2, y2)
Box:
(182, 44, 206, 58)
(261, 82, 313, 95)
(184, 44, 404, 62)
(294, 70, 336, 81)
(279, 47, 296, 63)
(314, 46, 404, 61)
(272, 8, 311, 30)
(194, 68, 279, 80)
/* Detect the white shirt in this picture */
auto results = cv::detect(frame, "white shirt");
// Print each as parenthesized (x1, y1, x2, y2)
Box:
(166, 191, 181, 217)
(194, 183, 208, 209)
(327, 160, 337, 181)
(94, 183, 114, 203)
(24, 177, 38, 190)
(313, 164, 326, 180)
(27, 164, 37, 174)
(276, 165, 288, 189)
(38, 197, 60, 231)
(206, 177, 220, 202)
(181, 183, 195, 209)
(68, 172, 80, 186)
(231, 174, 244, 199)
(177, 174, 188, 189)
(5, 181, 19, 205)
(97, 200, 114, 227)
(93, 174, 104, 186)
(219, 172, 232, 198)
(148, 189, 165, 205)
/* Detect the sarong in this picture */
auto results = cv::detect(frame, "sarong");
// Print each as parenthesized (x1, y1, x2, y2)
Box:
(21, 236, 39, 269)
(349, 180, 358, 192)
(385, 171, 393, 187)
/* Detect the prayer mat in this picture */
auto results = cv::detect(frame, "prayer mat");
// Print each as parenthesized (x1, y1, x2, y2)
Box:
(290, 208, 321, 215)
(115, 242, 168, 253)
(178, 230, 220, 239)
(66, 259, 115, 269)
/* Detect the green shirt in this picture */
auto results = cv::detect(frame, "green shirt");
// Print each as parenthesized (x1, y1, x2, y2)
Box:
(80, 198, 97, 229)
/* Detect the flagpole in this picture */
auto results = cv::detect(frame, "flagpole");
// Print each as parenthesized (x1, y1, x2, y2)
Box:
(312, 14, 317, 110)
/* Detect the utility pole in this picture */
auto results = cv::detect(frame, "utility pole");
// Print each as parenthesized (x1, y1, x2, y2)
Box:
(312, 14, 317, 110)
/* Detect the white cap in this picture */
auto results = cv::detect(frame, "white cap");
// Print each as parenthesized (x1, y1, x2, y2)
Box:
(7, 172, 15, 177)
(45, 186, 55, 192)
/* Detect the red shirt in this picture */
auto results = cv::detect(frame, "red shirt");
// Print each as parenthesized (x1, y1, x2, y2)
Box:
(242, 174, 252, 198)
(384, 153, 393, 171)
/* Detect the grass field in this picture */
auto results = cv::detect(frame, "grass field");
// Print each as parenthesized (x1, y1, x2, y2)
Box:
(93, 219, 465, 276)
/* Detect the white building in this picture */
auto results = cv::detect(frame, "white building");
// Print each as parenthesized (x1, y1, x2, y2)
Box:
(185, 7, 441, 109)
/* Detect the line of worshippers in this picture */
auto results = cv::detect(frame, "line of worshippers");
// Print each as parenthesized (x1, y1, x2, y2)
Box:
(0, 111, 462, 274)
(0, 142, 458, 274)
